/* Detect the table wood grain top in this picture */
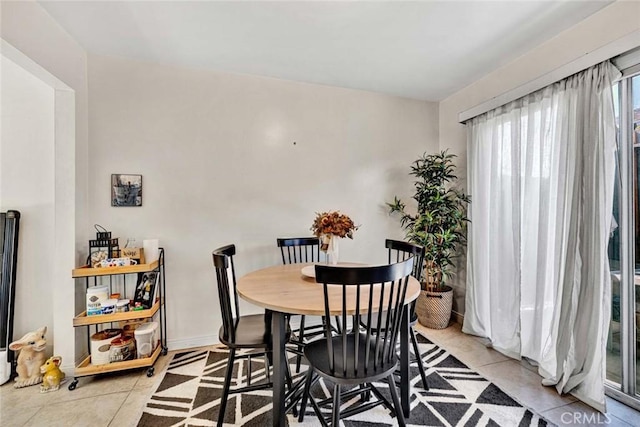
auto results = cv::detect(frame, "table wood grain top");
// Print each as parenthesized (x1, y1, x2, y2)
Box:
(236, 263, 421, 316)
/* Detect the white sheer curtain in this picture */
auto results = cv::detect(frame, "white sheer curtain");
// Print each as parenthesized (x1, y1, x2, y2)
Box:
(463, 61, 620, 411)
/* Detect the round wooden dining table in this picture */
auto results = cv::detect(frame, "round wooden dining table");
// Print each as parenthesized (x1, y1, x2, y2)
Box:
(236, 262, 421, 427)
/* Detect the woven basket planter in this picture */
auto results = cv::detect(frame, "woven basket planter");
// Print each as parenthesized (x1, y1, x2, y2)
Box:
(415, 286, 453, 329)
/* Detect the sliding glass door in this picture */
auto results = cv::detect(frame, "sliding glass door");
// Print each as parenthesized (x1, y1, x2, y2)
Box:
(607, 72, 640, 408)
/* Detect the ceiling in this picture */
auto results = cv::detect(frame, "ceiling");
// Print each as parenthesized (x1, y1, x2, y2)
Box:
(38, 1, 613, 101)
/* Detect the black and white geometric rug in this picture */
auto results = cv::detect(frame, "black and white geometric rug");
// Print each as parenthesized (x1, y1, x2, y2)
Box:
(138, 334, 551, 426)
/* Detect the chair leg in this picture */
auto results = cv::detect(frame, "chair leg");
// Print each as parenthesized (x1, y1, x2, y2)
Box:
(217, 348, 236, 427)
(284, 357, 298, 417)
(331, 383, 341, 426)
(247, 355, 252, 386)
(285, 357, 293, 390)
(265, 310, 274, 365)
(386, 374, 406, 427)
(265, 352, 271, 383)
(410, 327, 429, 390)
(296, 315, 306, 373)
(358, 383, 370, 402)
(298, 368, 314, 422)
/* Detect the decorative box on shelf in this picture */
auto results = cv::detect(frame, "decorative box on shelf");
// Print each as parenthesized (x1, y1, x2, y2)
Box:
(121, 247, 145, 264)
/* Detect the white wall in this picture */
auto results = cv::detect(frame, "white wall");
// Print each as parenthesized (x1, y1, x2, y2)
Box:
(0, 57, 55, 354)
(439, 1, 640, 316)
(5, 0, 629, 356)
(1, 0, 88, 368)
(87, 54, 438, 349)
(1, 1, 89, 251)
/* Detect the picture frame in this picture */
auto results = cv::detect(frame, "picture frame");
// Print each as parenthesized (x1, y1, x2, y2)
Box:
(111, 174, 142, 207)
(133, 271, 158, 309)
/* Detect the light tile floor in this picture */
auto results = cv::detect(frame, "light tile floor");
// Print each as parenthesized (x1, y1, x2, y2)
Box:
(1, 323, 639, 426)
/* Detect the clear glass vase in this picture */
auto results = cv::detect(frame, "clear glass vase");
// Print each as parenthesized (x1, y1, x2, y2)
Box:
(321, 234, 339, 265)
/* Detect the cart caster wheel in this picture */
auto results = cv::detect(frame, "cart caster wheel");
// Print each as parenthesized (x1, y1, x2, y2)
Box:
(162, 347, 168, 356)
(146, 368, 154, 377)
(68, 380, 78, 391)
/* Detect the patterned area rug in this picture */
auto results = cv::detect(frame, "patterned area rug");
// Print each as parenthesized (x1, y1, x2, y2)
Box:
(138, 334, 551, 426)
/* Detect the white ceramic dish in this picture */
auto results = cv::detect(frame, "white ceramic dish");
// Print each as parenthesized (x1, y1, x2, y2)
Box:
(301, 262, 367, 279)
(301, 265, 316, 278)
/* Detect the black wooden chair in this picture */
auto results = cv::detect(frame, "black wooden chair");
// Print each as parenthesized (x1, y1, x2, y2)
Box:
(277, 237, 328, 373)
(277, 237, 320, 264)
(385, 239, 429, 390)
(298, 258, 415, 426)
(212, 244, 293, 426)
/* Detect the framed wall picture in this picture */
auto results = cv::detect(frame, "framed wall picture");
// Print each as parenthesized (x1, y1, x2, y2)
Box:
(111, 174, 142, 207)
(133, 271, 158, 309)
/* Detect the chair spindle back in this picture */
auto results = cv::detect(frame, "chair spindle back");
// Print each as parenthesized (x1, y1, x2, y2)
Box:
(212, 244, 240, 343)
(385, 239, 425, 282)
(277, 237, 320, 264)
(314, 258, 414, 378)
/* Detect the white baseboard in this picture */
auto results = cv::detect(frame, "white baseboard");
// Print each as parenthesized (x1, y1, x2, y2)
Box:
(68, 352, 89, 375)
(165, 319, 327, 352)
(65, 335, 220, 374)
(451, 310, 464, 325)
(61, 362, 76, 374)
(64, 312, 465, 371)
(167, 334, 219, 351)
(0, 350, 10, 385)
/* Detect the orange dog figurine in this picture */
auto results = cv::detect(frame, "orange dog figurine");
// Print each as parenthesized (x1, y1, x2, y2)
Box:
(40, 356, 66, 392)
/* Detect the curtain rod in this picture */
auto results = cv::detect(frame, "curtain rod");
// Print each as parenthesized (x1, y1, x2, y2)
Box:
(458, 30, 640, 124)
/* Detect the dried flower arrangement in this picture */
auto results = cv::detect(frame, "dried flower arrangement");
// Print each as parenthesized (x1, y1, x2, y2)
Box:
(310, 211, 359, 250)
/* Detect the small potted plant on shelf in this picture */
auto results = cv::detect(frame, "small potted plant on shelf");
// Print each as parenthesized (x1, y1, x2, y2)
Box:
(387, 150, 470, 329)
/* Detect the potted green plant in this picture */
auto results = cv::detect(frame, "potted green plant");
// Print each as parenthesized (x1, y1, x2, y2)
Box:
(387, 150, 470, 329)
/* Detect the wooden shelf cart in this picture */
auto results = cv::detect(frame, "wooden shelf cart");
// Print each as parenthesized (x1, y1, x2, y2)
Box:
(69, 248, 167, 390)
